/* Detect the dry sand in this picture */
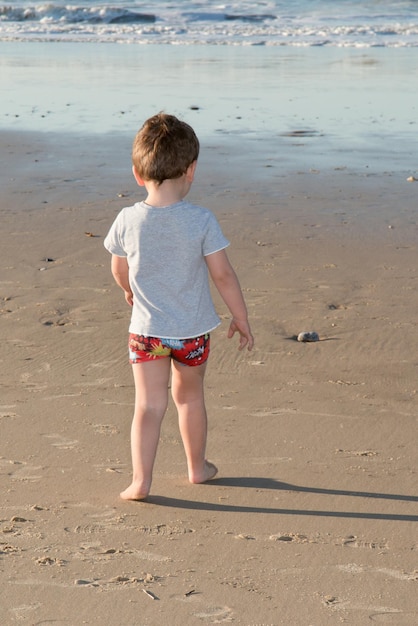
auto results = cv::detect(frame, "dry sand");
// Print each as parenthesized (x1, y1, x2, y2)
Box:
(1, 130, 417, 625)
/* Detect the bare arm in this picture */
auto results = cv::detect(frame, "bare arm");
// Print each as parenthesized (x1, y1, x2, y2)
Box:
(111, 254, 133, 306)
(205, 249, 254, 351)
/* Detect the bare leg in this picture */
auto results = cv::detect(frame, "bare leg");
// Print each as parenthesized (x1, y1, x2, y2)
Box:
(171, 360, 218, 484)
(120, 359, 171, 501)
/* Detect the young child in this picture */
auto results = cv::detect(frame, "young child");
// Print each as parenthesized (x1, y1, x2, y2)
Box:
(104, 112, 254, 501)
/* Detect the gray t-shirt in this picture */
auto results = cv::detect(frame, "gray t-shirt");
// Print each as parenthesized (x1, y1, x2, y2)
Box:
(104, 200, 230, 338)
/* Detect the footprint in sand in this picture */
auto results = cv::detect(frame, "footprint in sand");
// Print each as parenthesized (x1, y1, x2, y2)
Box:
(270, 532, 309, 543)
(369, 611, 417, 623)
(67, 511, 127, 536)
(194, 605, 234, 622)
(338, 563, 417, 581)
(342, 535, 388, 550)
(92, 423, 119, 435)
(322, 596, 404, 619)
(8, 461, 43, 482)
(10, 603, 42, 619)
(43, 433, 78, 449)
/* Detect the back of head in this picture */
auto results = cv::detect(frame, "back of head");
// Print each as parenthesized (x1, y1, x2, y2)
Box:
(132, 113, 200, 185)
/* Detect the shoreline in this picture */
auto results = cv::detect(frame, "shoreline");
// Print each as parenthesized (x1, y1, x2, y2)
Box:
(2, 127, 417, 231)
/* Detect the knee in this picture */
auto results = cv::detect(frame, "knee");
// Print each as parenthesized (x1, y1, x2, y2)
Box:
(171, 386, 203, 409)
(171, 381, 191, 406)
(134, 399, 168, 421)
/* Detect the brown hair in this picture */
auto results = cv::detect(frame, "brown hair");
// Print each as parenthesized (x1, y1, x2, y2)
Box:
(132, 113, 200, 185)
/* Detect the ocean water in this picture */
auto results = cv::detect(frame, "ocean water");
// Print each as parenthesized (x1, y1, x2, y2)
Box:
(1, 2, 417, 177)
(1, 41, 416, 180)
(1, 0, 418, 47)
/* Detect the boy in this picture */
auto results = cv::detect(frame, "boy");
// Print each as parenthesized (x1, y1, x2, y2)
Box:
(104, 113, 254, 501)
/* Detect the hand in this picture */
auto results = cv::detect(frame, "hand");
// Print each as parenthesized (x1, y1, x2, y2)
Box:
(227, 318, 254, 351)
(124, 290, 134, 307)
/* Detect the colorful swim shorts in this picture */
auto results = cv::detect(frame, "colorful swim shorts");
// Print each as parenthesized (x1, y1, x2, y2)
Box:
(128, 333, 210, 366)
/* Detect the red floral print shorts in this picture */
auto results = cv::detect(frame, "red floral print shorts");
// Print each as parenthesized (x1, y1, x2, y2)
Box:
(128, 333, 210, 367)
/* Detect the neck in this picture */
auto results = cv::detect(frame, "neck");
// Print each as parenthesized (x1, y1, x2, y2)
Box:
(144, 175, 189, 208)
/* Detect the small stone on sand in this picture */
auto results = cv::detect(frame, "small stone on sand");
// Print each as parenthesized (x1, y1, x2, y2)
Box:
(297, 331, 319, 342)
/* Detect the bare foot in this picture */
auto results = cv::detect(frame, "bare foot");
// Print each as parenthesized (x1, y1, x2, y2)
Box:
(120, 482, 149, 501)
(189, 460, 218, 484)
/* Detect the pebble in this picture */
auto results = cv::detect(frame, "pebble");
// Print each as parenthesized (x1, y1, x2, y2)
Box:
(297, 331, 319, 342)
(407, 176, 417, 182)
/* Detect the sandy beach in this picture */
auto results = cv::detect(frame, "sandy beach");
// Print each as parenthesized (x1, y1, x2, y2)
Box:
(1, 43, 418, 625)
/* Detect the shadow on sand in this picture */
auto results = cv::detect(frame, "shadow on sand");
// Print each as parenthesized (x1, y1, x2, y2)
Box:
(145, 477, 418, 522)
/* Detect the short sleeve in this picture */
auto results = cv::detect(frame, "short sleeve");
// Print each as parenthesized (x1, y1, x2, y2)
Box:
(202, 212, 230, 257)
(103, 214, 127, 257)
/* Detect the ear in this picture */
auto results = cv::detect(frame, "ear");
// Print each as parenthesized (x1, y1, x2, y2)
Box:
(132, 165, 146, 187)
(185, 160, 197, 182)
